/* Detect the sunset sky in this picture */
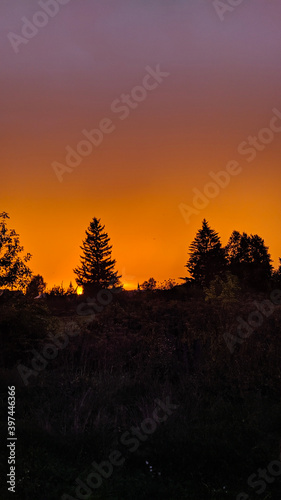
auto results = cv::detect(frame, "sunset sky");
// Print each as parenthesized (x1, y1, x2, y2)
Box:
(1, 0, 281, 290)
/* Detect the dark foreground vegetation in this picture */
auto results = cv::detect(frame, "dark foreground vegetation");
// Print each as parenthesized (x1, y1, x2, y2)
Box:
(1, 283, 281, 500)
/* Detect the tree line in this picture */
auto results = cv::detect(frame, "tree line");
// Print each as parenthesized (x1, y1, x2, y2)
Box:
(0, 212, 280, 296)
(185, 218, 274, 292)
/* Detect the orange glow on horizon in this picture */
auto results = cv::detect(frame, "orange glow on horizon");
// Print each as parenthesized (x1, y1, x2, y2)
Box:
(2, 181, 281, 292)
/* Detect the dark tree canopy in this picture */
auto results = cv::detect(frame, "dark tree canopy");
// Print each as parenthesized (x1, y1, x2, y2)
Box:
(140, 277, 157, 291)
(26, 274, 46, 298)
(0, 212, 32, 290)
(186, 219, 226, 286)
(225, 230, 272, 289)
(74, 217, 121, 294)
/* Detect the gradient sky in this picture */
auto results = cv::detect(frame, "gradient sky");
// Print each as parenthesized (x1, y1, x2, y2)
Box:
(1, 0, 281, 289)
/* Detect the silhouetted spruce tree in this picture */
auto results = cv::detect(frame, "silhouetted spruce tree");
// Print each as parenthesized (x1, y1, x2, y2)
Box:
(74, 217, 121, 295)
(225, 230, 272, 290)
(186, 219, 226, 286)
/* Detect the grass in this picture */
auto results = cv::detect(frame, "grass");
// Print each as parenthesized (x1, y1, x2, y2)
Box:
(0, 287, 281, 499)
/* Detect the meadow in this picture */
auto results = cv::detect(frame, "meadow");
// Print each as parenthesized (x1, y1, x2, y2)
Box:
(1, 284, 281, 499)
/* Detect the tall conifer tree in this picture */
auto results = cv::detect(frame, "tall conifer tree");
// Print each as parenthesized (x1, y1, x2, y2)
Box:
(186, 219, 225, 285)
(74, 218, 121, 294)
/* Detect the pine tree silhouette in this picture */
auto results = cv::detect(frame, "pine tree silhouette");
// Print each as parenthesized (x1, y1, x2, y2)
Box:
(74, 217, 121, 295)
(186, 219, 226, 286)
